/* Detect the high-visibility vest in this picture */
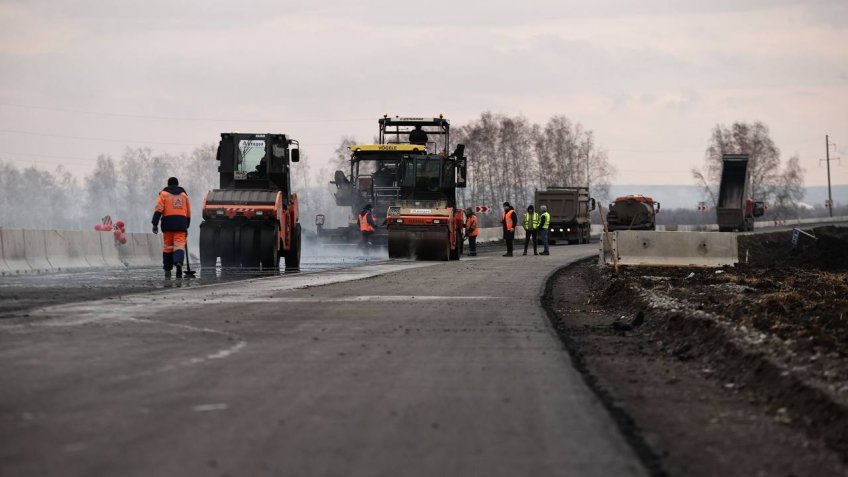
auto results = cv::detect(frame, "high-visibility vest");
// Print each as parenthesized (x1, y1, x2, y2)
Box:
(155, 190, 190, 218)
(523, 212, 540, 230)
(359, 212, 375, 232)
(539, 211, 551, 230)
(501, 210, 515, 232)
(465, 215, 479, 237)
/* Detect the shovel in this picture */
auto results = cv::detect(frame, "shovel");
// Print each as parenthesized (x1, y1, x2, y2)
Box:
(182, 236, 197, 278)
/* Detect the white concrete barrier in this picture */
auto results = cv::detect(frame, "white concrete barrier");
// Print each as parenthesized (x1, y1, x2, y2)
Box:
(118, 233, 161, 267)
(82, 232, 109, 268)
(44, 230, 91, 270)
(0, 232, 8, 274)
(0, 228, 162, 274)
(603, 230, 739, 268)
(475, 227, 525, 244)
(23, 229, 52, 272)
(99, 232, 125, 267)
(0, 229, 30, 273)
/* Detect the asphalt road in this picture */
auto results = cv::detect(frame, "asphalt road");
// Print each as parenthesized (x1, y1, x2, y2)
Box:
(0, 243, 646, 476)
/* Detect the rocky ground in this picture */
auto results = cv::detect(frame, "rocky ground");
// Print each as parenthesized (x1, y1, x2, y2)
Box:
(546, 226, 848, 476)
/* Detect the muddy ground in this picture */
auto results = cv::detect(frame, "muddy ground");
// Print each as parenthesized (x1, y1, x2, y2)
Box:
(547, 226, 848, 476)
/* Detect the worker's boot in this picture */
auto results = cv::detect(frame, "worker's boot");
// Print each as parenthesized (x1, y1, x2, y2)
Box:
(176, 265, 183, 278)
(164, 269, 172, 278)
(503, 252, 513, 257)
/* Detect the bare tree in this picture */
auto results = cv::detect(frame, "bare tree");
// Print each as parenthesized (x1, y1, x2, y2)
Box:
(332, 136, 358, 171)
(770, 155, 805, 219)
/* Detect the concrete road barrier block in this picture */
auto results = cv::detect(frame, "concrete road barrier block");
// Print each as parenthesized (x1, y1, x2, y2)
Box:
(119, 233, 160, 267)
(0, 230, 13, 274)
(45, 230, 91, 270)
(606, 230, 738, 267)
(81, 232, 108, 268)
(99, 233, 124, 267)
(23, 229, 52, 272)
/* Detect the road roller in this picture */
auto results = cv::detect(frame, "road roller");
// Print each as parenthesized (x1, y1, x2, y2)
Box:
(317, 115, 458, 251)
(199, 132, 301, 270)
(383, 151, 468, 261)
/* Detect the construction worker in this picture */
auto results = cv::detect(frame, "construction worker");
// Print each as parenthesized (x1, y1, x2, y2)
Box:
(409, 125, 428, 145)
(500, 202, 517, 257)
(358, 203, 377, 250)
(453, 208, 464, 255)
(464, 207, 479, 256)
(152, 177, 191, 278)
(539, 204, 551, 255)
(523, 204, 540, 255)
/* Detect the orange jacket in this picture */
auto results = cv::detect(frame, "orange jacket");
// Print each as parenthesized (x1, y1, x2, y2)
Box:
(465, 215, 479, 237)
(152, 186, 191, 231)
(501, 209, 516, 232)
(359, 211, 375, 232)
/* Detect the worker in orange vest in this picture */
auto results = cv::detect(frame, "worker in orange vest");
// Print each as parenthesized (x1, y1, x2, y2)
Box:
(152, 177, 191, 278)
(453, 207, 464, 256)
(500, 201, 517, 257)
(358, 203, 377, 251)
(464, 207, 479, 256)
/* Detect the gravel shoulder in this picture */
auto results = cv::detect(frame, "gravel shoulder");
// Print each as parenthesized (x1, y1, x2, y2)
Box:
(545, 226, 848, 476)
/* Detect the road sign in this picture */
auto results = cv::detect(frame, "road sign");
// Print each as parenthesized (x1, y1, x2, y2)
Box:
(475, 206, 490, 213)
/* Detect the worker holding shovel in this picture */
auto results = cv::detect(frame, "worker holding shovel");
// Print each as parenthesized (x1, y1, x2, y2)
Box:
(152, 177, 191, 278)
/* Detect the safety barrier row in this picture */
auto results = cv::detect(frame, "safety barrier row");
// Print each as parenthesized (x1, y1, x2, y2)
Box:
(0, 229, 161, 275)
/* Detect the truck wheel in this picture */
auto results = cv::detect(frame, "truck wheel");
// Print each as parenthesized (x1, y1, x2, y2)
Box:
(219, 226, 238, 268)
(450, 231, 461, 260)
(284, 224, 301, 270)
(199, 224, 217, 270)
(259, 226, 279, 270)
(239, 226, 260, 268)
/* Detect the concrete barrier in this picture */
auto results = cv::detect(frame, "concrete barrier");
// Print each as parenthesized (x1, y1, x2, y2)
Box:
(0, 229, 31, 273)
(603, 230, 738, 268)
(119, 233, 161, 267)
(0, 231, 13, 274)
(82, 232, 109, 268)
(23, 229, 52, 272)
(44, 230, 91, 270)
(99, 232, 125, 267)
(0, 228, 168, 273)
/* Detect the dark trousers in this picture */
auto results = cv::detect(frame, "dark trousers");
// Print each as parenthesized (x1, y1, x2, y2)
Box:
(361, 231, 374, 249)
(468, 236, 477, 255)
(524, 230, 538, 254)
(504, 230, 514, 254)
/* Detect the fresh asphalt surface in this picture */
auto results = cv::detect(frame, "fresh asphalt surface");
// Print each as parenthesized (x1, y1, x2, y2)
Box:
(0, 243, 646, 476)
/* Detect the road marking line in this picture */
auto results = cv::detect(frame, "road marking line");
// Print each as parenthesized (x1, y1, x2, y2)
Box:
(192, 403, 228, 412)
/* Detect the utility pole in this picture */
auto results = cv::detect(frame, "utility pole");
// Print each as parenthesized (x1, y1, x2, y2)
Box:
(826, 135, 833, 217)
(821, 135, 840, 217)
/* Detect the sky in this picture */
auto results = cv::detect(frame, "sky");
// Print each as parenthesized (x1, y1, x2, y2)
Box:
(0, 0, 846, 188)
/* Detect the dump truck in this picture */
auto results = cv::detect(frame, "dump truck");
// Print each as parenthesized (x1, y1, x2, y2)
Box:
(199, 132, 301, 270)
(606, 195, 660, 231)
(716, 154, 765, 232)
(318, 115, 467, 261)
(534, 187, 595, 244)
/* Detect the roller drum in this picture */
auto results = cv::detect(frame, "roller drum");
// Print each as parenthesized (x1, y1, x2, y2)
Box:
(388, 227, 449, 261)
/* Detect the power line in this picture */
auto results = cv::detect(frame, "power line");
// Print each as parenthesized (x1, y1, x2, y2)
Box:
(0, 128, 200, 147)
(0, 102, 373, 124)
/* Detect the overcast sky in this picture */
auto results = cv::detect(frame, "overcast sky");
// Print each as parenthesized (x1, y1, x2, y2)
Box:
(0, 0, 845, 187)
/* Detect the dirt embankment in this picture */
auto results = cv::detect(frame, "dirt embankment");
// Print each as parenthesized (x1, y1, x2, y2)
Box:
(546, 226, 848, 476)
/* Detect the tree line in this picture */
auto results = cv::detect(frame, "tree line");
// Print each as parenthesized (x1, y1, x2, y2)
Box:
(0, 116, 822, 234)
